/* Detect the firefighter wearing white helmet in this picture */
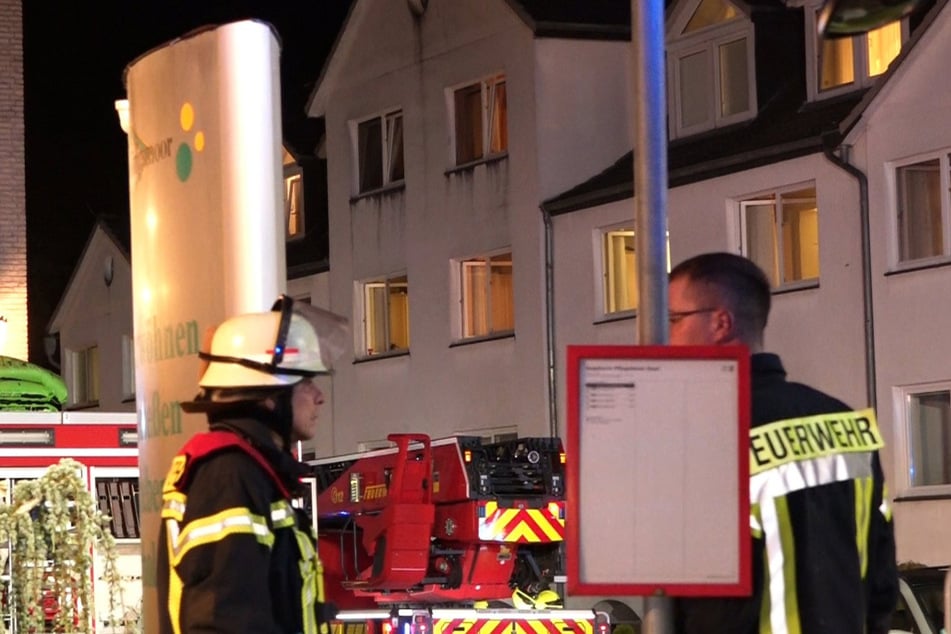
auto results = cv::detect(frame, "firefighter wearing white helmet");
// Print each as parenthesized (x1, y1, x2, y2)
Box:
(158, 296, 346, 634)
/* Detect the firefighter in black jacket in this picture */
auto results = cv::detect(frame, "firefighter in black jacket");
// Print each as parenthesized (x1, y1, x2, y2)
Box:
(669, 253, 897, 634)
(157, 296, 347, 634)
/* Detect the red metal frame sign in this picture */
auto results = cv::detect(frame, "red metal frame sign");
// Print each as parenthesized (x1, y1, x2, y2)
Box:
(566, 344, 751, 597)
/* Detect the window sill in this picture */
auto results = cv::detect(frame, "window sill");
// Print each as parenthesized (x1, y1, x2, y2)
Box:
(350, 181, 405, 203)
(771, 279, 819, 295)
(445, 152, 508, 175)
(885, 256, 951, 276)
(894, 487, 951, 502)
(353, 350, 410, 364)
(449, 331, 515, 348)
(593, 311, 636, 325)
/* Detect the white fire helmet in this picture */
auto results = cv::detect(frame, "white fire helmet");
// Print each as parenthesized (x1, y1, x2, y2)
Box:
(197, 296, 348, 389)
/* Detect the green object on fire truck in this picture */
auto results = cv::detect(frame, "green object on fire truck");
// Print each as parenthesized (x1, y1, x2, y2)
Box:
(0, 356, 68, 411)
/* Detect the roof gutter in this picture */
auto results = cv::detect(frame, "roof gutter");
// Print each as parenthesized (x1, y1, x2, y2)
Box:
(540, 205, 558, 438)
(821, 134, 877, 410)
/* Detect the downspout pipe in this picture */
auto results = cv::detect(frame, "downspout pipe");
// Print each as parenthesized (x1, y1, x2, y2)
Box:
(541, 205, 558, 438)
(821, 135, 876, 410)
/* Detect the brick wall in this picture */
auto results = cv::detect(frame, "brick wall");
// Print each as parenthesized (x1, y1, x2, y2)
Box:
(0, 0, 27, 361)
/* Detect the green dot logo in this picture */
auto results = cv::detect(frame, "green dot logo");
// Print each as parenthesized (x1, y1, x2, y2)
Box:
(176, 102, 205, 182)
(176, 143, 193, 182)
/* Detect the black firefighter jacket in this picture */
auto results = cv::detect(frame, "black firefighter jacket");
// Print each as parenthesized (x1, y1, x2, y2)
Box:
(157, 418, 322, 634)
(676, 353, 898, 634)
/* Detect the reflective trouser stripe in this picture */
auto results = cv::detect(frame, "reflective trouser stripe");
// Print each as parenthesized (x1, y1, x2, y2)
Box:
(759, 496, 800, 634)
(854, 476, 873, 578)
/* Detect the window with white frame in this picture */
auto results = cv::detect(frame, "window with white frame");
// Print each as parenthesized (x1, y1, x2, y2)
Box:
(66, 345, 100, 406)
(451, 74, 507, 166)
(354, 110, 404, 194)
(284, 169, 304, 239)
(807, 9, 904, 99)
(599, 227, 672, 316)
(897, 383, 951, 492)
(666, 0, 755, 139)
(360, 274, 410, 357)
(457, 251, 514, 339)
(121, 335, 135, 401)
(740, 184, 820, 289)
(892, 152, 951, 264)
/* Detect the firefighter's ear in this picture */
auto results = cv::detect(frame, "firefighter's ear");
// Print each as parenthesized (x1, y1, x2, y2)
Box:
(711, 307, 736, 344)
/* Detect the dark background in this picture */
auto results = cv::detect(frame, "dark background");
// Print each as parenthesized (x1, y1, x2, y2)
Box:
(22, 1, 353, 367)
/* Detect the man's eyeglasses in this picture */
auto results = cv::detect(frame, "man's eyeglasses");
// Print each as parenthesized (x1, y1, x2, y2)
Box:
(668, 308, 718, 324)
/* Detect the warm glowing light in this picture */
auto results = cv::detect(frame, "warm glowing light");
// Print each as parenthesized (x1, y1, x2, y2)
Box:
(140, 287, 153, 305)
(146, 210, 159, 232)
(195, 131, 205, 151)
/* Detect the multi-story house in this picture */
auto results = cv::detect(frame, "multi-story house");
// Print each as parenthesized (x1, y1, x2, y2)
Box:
(543, 0, 950, 565)
(308, 0, 635, 452)
(311, 0, 950, 565)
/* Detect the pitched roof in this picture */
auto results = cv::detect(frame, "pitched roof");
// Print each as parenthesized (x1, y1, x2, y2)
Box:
(543, 0, 943, 215)
(504, 0, 631, 40)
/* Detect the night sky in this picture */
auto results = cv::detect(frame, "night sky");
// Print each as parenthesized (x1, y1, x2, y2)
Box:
(22, 1, 352, 367)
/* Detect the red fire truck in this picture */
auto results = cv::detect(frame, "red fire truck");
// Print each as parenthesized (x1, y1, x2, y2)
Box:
(307, 433, 612, 634)
(0, 411, 141, 631)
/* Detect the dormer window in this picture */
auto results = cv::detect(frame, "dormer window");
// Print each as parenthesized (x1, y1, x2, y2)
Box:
(807, 8, 904, 99)
(667, 0, 756, 139)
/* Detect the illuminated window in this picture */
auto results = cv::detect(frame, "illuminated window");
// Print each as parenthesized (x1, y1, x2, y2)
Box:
(457, 251, 514, 339)
(452, 74, 507, 165)
(667, 0, 755, 139)
(811, 10, 903, 97)
(355, 109, 404, 193)
(892, 153, 950, 264)
(740, 185, 819, 288)
(600, 227, 671, 316)
(67, 345, 100, 406)
(897, 383, 951, 493)
(360, 274, 410, 357)
(285, 171, 304, 239)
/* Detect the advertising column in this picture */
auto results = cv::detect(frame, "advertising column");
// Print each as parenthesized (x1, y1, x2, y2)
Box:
(122, 21, 285, 630)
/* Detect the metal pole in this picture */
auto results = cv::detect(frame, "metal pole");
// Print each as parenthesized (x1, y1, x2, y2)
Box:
(633, 0, 672, 631)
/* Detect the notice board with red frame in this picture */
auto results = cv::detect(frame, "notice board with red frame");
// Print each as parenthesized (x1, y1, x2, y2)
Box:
(566, 344, 751, 597)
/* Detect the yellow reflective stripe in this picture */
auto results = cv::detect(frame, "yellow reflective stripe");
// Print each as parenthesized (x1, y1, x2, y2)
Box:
(854, 476, 873, 578)
(761, 496, 800, 634)
(749, 408, 882, 476)
(272, 499, 296, 528)
(162, 492, 187, 521)
(167, 531, 185, 634)
(775, 497, 801, 634)
(170, 507, 272, 565)
(291, 523, 319, 634)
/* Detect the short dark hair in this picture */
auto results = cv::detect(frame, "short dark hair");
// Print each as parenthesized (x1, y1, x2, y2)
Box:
(669, 252, 771, 344)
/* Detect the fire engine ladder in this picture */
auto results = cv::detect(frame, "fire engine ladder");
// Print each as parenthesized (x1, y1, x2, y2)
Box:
(348, 433, 435, 590)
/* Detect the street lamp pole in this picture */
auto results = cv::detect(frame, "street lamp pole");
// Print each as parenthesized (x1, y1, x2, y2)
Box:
(632, 0, 672, 631)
